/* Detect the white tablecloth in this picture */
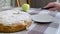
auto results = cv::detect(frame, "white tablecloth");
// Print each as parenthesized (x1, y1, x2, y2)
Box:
(0, 7, 60, 34)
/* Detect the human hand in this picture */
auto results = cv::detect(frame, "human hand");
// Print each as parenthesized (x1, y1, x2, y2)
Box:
(44, 2, 60, 11)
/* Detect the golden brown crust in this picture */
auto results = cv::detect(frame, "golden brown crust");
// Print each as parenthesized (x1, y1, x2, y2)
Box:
(0, 24, 26, 33)
(0, 21, 32, 33)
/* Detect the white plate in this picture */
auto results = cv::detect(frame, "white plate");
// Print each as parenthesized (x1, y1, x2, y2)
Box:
(32, 14, 54, 23)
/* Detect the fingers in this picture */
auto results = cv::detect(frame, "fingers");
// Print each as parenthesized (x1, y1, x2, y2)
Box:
(43, 2, 58, 11)
(43, 2, 60, 11)
(44, 2, 55, 8)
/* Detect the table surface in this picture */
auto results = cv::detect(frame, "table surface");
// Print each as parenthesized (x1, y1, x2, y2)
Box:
(0, 7, 60, 34)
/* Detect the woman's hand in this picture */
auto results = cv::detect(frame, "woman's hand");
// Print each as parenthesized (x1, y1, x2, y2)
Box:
(44, 2, 60, 11)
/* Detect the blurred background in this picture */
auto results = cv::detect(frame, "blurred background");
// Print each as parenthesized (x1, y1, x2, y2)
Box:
(0, 0, 59, 8)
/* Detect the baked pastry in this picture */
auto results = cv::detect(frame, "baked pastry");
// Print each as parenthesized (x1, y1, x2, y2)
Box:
(0, 10, 32, 33)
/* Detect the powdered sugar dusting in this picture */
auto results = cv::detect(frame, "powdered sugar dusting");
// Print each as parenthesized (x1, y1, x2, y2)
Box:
(0, 10, 31, 26)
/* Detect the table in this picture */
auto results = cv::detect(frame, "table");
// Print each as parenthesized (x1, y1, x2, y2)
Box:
(0, 7, 60, 34)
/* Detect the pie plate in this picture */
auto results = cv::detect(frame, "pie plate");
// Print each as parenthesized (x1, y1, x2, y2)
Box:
(32, 14, 54, 24)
